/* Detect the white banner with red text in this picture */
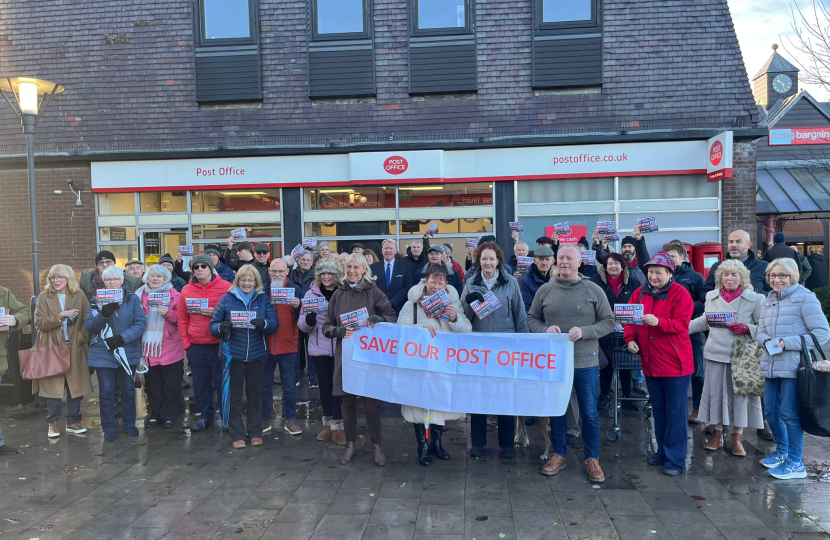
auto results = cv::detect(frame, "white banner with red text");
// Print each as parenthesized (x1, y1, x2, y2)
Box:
(341, 323, 574, 417)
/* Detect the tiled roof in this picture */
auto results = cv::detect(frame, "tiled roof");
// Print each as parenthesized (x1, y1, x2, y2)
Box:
(753, 50, 799, 80)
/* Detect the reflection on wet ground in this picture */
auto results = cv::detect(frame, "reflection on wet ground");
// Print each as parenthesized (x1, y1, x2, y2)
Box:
(0, 374, 828, 540)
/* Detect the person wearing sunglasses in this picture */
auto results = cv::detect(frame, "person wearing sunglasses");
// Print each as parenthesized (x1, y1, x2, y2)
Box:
(177, 254, 232, 432)
(80, 250, 142, 303)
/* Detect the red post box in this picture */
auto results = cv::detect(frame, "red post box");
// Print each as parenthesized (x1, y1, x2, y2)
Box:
(692, 242, 723, 279)
(683, 243, 694, 266)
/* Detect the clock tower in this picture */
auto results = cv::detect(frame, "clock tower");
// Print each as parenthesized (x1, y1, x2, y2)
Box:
(753, 44, 799, 108)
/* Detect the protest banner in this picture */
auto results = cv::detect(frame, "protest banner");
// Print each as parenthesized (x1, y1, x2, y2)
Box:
(341, 323, 575, 416)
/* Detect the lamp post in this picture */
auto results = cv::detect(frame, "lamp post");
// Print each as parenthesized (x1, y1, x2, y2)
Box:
(0, 77, 64, 298)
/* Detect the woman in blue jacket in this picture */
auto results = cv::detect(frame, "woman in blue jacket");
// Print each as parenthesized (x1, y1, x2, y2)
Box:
(84, 266, 147, 441)
(210, 264, 278, 449)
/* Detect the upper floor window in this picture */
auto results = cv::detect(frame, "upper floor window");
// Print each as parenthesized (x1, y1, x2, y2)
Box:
(539, 0, 597, 28)
(313, 0, 369, 39)
(198, 0, 256, 44)
(414, 0, 469, 33)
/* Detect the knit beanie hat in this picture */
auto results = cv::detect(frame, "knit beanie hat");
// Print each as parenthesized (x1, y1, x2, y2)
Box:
(191, 253, 215, 271)
(159, 253, 175, 267)
(96, 250, 116, 265)
(621, 236, 637, 248)
(773, 232, 786, 244)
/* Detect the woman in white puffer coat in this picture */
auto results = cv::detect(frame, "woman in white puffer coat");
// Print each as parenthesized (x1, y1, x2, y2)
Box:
(398, 263, 472, 466)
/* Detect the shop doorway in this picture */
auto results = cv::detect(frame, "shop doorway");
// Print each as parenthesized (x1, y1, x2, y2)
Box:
(140, 229, 189, 265)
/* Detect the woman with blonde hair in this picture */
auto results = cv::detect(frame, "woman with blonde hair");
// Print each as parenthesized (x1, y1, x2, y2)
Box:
(689, 259, 764, 456)
(756, 258, 830, 479)
(34, 264, 94, 438)
(209, 264, 278, 449)
(323, 253, 396, 466)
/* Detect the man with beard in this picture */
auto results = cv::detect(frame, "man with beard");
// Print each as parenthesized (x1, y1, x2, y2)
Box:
(619, 229, 649, 285)
(251, 244, 272, 289)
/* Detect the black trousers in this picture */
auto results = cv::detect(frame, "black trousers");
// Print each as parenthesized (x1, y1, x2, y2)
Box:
(690, 334, 705, 411)
(599, 338, 632, 396)
(313, 355, 342, 420)
(471, 414, 515, 449)
(145, 361, 184, 422)
(228, 360, 265, 441)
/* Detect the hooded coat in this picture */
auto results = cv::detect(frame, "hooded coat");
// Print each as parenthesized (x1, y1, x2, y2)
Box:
(209, 287, 279, 361)
(322, 278, 397, 396)
(32, 288, 93, 399)
(177, 274, 232, 349)
(298, 282, 336, 358)
(84, 287, 148, 369)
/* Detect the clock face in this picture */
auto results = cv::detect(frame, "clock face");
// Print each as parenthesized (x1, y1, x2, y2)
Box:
(772, 74, 793, 93)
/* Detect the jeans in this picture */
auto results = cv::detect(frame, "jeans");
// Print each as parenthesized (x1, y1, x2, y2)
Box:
(313, 356, 342, 420)
(632, 370, 644, 384)
(471, 414, 515, 449)
(47, 383, 83, 424)
(145, 361, 184, 422)
(551, 366, 600, 460)
(690, 334, 705, 411)
(97, 367, 136, 436)
(188, 344, 223, 423)
(263, 353, 298, 421)
(647, 375, 691, 472)
(764, 377, 803, 464)
(228, 360, 265, 441)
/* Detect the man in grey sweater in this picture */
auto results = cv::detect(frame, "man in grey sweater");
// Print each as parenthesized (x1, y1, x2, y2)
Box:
(528, 243, 615, 483)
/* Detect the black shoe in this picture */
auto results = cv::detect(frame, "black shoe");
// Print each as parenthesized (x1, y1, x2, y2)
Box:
(191, 419, 213, 432)
(597, 394, 611, 409)
(430, 425, 450, 461)
(566, 434, 579, 446)
(415, 424, 431, 466)
(524, 417, 538, 426)
(469, 445, 484, 458)
(164, 420, 176, 428)
(501, 446, 516, 459)
(146, 418, 160, 427)
(647, 454, 665, 466)
(632, 382, 648, 395)
(0, 445, 19, 456)
(757, 428, 775, 442)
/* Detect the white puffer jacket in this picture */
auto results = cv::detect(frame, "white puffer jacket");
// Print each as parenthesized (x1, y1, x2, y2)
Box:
(689, 288, 764, 364)
(757, 284, 830, 378)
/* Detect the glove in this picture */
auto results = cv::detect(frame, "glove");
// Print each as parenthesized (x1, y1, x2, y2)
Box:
(218, 321, 233, 334)
(104, 335, 125, 350)
(305, 312, 317, 327)
(250, 318, 266, 330)
(727, 323, 751, 336)
(334, 326, 349, 339)
(367, 315, 386, 325)
(465, 292, 486, 305)
(101, 302, 120, 318)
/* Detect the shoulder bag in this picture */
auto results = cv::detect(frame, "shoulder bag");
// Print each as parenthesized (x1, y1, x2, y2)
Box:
(797, 333, 830, 437)
(18, 332, 71, 380)
(730, 337, 765, 397)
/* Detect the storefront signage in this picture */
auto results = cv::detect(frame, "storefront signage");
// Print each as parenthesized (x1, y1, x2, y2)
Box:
(109, 227, 127, 241)
(383, 156, 408, 175)
(706, 131, 733, 182)
(350, 150, 444, 182)
(768, 127, 830, 145)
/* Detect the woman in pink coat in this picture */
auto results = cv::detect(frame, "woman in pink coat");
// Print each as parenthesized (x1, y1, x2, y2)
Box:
(137, 264, 185, 428)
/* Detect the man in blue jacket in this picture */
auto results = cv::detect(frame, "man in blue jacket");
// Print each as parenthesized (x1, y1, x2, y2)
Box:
(370, 239, 411, 314)
(519, 245, 554, 313)
(205, 245, 236, 284)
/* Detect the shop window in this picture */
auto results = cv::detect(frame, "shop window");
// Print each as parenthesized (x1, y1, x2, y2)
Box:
(198, 0, 256, 44)
(97, 193, 136, 215)
(414, 0, 469, 32)
(191, 190, 281, 213)
(618, 175, 717, 200)
(517, 178, 613, 204)
(99, 227, 137, 242)
(99, 245, 140, 270)
(540, 0, 596, 26)
(514, 215, 610, 246)
(313, 0, 368, 38)
(304, 221, 398, 238)
(532, 0, 601, 89)
(399, 183, 492, 207)
(399, 218, 492, 236)
(139, 191, 188, 213)
(193, 224, 282, 243)
(303, 187, 394, 210)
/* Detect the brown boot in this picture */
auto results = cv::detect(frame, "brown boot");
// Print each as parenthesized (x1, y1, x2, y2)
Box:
(339, 442, 356, 465)
(688, 410, 702, 425)
(540, 453, 567, 476)
(372, 444, 387, 467)
(585, 458, 605, 483)
(330, 420, 346, 446)
(730, 432, 746, 457)
(703, 429, 723, 451)
(317, 416, 332, 441)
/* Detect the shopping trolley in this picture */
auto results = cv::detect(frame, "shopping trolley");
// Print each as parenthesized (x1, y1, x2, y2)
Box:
(606, 332, 652, 442)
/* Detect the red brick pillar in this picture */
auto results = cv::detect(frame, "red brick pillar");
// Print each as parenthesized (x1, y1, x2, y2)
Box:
(720, 141, 757, 246)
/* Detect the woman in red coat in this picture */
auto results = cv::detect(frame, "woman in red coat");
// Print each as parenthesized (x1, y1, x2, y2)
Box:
(624, 252, 693, 476)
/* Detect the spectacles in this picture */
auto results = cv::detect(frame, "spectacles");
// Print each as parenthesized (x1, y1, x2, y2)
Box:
(238, 278, 257, 284)
(103, 278, 122, 283)
(769, 273, 790, 280)
(193, 264, 209, 270)
(97, 260, 114, 268)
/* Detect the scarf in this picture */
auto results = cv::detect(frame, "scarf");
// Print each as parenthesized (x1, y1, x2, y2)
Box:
(91, 268, 105, 293)
(624, 257, 638, 270)
(721, 286, 742, 304)
(321, 286, 335, 301)
(482, 269, 499, 291)
(607, 273, 624, 295)
(136, 283, 173, 358)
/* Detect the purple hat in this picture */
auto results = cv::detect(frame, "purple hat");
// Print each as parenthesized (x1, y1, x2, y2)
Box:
(644, 251, 676, 272)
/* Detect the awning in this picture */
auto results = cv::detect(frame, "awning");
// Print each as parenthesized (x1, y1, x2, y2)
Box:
(757, 167, 830, 215)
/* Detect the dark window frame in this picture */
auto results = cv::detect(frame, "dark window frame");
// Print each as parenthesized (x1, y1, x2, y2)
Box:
(311, 0, 372, 41)
(535, 0, 598, 32)
(411, 0, 473, 37)
(195, 0, 259, 46)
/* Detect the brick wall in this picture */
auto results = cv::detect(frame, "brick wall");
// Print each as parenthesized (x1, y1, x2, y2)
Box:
(721, 141, 757, 246)
(783, 218, 825, 239)
(0, 0, 757, 154)
(0, 166, 96, 300)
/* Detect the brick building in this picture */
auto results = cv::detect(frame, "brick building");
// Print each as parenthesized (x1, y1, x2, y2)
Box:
(0, 0, 761, 299)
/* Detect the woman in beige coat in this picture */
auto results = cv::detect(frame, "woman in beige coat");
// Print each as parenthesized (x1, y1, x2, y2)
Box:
(34, 264, 94, 438)
(689, 259, 764, 456)
(398, 263, 472, 466)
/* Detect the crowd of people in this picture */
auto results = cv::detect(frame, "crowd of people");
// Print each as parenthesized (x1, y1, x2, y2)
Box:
(0, 227, 827, 483)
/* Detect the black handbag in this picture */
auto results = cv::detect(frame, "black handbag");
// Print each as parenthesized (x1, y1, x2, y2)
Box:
(797, 334, 830, 437)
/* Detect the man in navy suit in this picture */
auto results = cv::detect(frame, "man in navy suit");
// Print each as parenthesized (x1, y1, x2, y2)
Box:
(370, 239, 411, 314)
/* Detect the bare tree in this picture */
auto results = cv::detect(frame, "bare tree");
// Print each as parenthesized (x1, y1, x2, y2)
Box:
(788, 0, 830, 95)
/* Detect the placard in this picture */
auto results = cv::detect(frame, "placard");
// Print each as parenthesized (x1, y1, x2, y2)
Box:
(302, 238, 318, 251)
(553, 222, 571, 235)
(231, 227, 247, 240)
(148, 292, 170, 308)
(271, 287, 295, 305)
(420, 289, 452, 320)
(290, 244, 305, 260)
(509, 222, 523, 233)
(581, 250, 596, 266)
(517, 256, 533, 276)
(301, 297, 327, 315)
(614, 304, 644, 325)
(97, 289, 123, 306)
(185, 298, 208, 313)
(231, 310, 256, 329)
(179, 245, 194, 257)
(705, 312, 735, 328)
(466, 238, 479, 250)
(340, 307, 369, 330)
(425, 222, 439, 237)
(636, 216, 659, 233)
(471, 291, 502, 320)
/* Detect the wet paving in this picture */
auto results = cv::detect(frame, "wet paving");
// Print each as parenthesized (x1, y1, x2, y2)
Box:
(0, 376, 828, 540)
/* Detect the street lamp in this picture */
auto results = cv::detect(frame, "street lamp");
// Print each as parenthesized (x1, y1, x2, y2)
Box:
(0, 77, 64, 298)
